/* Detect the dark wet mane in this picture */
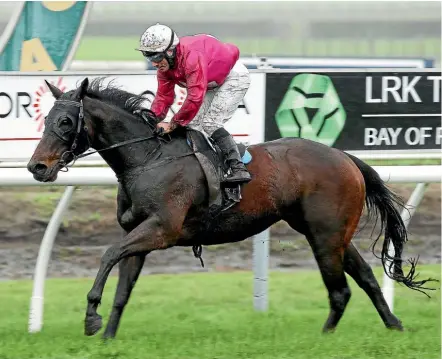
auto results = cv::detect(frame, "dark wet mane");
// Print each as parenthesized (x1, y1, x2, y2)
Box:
(79, 77, 147, 117)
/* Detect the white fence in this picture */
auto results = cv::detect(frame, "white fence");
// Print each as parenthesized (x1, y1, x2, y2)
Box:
(0, 164, 440, 332)
(68, 56, 432, 71)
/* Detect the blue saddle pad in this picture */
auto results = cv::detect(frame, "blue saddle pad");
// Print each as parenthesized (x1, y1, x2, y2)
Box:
(241, 149, 252, 164)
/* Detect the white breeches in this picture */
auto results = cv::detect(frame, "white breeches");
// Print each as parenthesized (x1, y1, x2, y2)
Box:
(187, 60, 251, 136)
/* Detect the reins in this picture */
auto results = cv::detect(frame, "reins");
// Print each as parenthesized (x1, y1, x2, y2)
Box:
(54, 103, 176, 171)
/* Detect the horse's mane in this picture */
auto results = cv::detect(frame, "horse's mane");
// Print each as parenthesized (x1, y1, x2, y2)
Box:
(70, 77, 148, 119)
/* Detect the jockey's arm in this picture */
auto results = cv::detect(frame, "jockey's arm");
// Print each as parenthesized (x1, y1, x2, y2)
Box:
(150, 72, 175, 120)
(171, 51, 208, 127)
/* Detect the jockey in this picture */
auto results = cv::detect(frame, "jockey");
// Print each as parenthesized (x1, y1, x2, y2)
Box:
(135, 23, 251, 184)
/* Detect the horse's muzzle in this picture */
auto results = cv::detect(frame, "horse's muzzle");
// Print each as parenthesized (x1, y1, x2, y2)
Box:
(27, 160, 58, 182)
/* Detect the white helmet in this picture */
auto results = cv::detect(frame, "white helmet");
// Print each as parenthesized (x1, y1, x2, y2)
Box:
(136, 23, 179, 54)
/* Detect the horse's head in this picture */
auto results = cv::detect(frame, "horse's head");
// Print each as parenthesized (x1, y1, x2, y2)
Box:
(27, 78, 93, 182)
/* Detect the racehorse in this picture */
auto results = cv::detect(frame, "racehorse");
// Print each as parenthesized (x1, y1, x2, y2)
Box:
(27, 77, 436, 339)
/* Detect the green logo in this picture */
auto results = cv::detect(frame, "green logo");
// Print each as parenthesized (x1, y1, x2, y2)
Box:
(275, 73, 346, 146)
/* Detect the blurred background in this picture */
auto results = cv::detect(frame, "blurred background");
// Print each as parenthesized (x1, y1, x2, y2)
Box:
(1, 1, 440, 65)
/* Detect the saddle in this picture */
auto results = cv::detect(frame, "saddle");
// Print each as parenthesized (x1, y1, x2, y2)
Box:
(185, 129, 253, 216)
(137, 109, 252, 217)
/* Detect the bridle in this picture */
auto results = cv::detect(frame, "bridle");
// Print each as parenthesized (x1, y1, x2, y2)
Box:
(48, 99, 182, 172)
(48, 99, 91, 171)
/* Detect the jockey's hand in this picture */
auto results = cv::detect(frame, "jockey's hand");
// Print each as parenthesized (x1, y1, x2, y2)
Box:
(156, 121, 177, 135)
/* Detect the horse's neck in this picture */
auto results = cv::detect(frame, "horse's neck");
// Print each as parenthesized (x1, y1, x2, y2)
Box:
(87, 101, 157, 177)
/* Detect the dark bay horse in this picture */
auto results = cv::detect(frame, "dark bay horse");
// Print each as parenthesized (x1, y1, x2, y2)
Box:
(27, 77, 435, 339)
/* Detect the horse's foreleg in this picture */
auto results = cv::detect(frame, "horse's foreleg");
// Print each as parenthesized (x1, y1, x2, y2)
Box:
(102, 254, 146, 339)
(84, 215, 176, 336)
(100, 187, 146, 339)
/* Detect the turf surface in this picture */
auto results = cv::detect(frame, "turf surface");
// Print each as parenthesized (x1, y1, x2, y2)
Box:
(1, 264, 440, 359)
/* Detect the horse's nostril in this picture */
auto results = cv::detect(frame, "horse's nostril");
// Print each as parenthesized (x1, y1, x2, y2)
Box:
(34, 163, 48, 174)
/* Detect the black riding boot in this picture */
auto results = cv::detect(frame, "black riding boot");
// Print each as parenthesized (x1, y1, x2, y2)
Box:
(211, 128, 252, 184)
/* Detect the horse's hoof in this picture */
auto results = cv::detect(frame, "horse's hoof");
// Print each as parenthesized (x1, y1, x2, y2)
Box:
(322, 327, 336, 334)
(84, 314, 102, 336)
(387, 323, 404, 331)
(102, 332, 116, 341)
(386, 317, 404, 331)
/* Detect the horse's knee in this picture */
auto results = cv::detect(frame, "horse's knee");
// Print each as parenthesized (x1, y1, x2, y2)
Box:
(119, 209, 135, 229)
(87, 289, 101, 305)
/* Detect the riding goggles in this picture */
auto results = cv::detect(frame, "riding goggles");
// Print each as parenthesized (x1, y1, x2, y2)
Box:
(141, 51, 166, 63)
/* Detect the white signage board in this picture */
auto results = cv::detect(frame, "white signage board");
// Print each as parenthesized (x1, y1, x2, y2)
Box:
(0, 72, 266, 162)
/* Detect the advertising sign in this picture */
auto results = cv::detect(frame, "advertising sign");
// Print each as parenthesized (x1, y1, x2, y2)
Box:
(264, 70, 442, 155)
(0, 72, 265, 161)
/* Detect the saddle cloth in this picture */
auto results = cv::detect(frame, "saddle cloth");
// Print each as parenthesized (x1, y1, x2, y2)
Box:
(185, 128, 252, 217)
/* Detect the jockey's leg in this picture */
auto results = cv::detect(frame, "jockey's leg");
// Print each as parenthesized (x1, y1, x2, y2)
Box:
(186, 90, 216, 133)
(211, 127, 251, 183)
(202, 62, 252, 184)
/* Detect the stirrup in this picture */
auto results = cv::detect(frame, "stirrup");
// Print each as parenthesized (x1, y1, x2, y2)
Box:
(224, 168, 251, 183)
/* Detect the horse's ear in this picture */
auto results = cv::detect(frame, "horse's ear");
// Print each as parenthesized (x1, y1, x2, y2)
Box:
(73, 77, 89, 100)
(45, 80, 63, 99)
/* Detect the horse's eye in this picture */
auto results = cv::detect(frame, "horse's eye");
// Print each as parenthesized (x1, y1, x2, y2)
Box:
(58, 117, 73, 131)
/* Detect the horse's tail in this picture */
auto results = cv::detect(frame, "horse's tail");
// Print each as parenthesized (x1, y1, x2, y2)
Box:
(344, 152, 437, 296)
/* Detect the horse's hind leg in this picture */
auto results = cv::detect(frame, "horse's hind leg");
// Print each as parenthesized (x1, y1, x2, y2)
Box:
(285, 203, 356, 332)
(303, 230, 352, 333)
(343, 243, 403, 330)
(102, 255, 146, 339)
